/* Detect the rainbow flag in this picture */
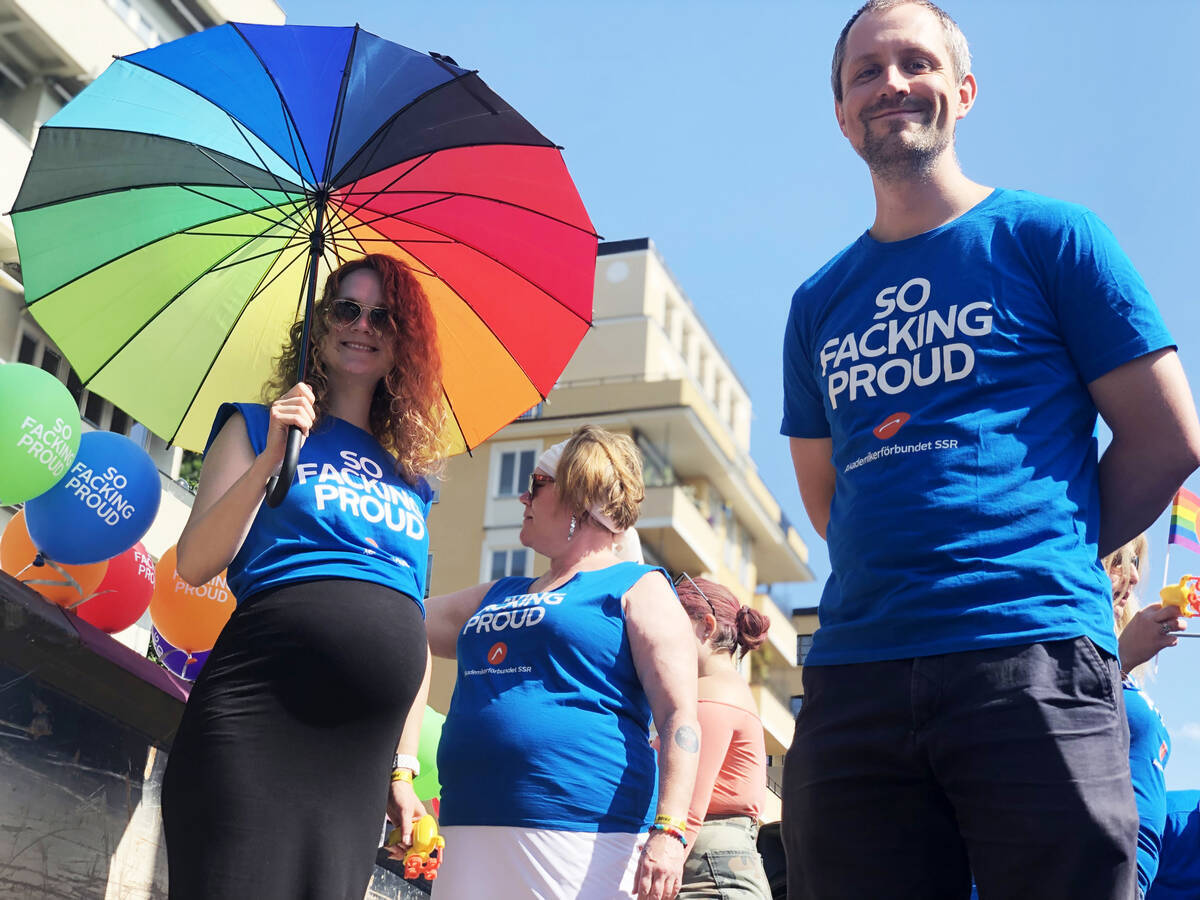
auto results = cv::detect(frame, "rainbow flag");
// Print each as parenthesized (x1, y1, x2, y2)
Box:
(1169, 487, 1200, 554)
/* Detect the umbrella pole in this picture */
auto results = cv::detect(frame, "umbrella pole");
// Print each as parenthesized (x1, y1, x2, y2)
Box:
(265, 195, 326, 508)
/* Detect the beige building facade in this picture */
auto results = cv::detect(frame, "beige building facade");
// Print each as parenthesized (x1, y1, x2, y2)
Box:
(426, 238, 820, 820)
(0, 0, 285, 653)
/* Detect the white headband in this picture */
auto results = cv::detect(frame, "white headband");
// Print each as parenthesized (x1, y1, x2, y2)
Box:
(534, 439, 626, 534)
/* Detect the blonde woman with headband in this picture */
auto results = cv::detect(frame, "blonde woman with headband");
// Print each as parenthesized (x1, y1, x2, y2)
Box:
(423, 424, 700, 900)
(1104, 536, 1186, 898)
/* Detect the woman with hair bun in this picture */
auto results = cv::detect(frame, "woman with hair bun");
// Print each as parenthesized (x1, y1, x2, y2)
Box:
(673, 574, 773, 899)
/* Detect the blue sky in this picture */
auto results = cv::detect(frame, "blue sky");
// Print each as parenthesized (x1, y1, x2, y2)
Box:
(280, 0, 1200, 787)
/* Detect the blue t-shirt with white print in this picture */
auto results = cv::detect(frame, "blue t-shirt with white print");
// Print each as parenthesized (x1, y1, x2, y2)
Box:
(781, 188, 1173, 665)
(1148, 790, 1200, 899)
(205, 403, 433, 608)
(1125, 681, 1171, 896)
(438, 562, 666, 832)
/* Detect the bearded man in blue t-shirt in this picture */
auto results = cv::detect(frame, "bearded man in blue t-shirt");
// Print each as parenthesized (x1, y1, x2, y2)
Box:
(779, 2, 1200, 898)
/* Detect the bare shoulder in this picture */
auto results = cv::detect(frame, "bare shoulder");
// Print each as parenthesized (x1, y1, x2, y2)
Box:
(698, 670, 758, 713)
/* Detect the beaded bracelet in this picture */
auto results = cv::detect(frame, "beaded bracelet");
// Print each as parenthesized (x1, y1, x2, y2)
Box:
(648, 823, 687, 847)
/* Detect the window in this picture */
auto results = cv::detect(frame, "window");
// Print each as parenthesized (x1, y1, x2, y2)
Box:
(496, 449, 536, 497)
(14, 325, 138, 437)
(797, 634, 814, 666)
(790, 695, 804, 717)
(489, 548, 529, 580)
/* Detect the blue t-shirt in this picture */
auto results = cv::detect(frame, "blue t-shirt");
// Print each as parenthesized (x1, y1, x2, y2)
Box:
(1126, 681, 1171, 896)
(1148, 790, 1200, 899)
(438, 562, 666, 832)
(205, 403, 433, 607)
(781, 188, 1174, 664)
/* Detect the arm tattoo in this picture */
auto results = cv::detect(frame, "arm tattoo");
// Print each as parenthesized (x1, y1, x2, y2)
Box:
(673, 726, 699, 753)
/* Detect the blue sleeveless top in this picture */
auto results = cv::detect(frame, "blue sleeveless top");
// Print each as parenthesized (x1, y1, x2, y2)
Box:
(438, 562, 668, 832)
(205, 403, 433, 608)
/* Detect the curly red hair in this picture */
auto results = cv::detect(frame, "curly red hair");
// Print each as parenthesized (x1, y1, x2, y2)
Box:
(265, 254, 446, 480)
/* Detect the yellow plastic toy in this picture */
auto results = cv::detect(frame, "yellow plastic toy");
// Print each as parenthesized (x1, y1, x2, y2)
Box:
(386, 814, 445, 881)
(1160, 576, 1200, 617)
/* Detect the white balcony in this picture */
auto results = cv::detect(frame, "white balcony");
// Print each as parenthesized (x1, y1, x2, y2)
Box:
(0, 116, 29, 262)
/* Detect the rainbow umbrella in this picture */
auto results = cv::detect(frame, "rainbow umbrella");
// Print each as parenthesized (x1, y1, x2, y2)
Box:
(11, 23, 596, 488)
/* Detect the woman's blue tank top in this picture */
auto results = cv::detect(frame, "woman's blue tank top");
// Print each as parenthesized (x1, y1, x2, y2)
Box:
(205, 403, 433, 608)
(438, 562, 667, 832)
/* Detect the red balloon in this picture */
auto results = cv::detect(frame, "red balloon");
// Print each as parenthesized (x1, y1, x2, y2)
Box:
(75, 542, 156, 634)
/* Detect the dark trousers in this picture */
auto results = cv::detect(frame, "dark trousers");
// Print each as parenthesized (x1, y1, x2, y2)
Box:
(781, 638, 1138, 900)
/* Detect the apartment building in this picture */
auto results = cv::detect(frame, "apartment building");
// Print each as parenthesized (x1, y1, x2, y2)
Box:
(425, 237, 819, 821)
(0, 0, 285, 651)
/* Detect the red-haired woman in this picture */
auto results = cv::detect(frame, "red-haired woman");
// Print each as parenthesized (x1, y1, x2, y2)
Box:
(162, 255, 445, 900)
(674, 575, 774, 899)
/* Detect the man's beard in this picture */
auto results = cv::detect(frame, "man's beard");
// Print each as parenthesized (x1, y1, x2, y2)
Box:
(856, 99, 952, 181)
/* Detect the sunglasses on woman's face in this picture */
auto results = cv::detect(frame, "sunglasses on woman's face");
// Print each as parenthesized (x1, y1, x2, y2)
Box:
(528, 472, 555, 498)
(328, 297, 393, 333)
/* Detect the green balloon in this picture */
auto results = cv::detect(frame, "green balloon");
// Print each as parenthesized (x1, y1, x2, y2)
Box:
(0, 363, 82, 505)
(413, 706, 444, 802)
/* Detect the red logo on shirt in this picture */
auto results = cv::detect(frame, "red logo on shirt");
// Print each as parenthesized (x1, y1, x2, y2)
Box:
(873, 411, 911, 440)
(1159, 740, 1168, 762)
(487, 642, 507, 665)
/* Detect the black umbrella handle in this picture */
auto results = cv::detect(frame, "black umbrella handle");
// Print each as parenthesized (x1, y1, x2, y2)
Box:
(264, 425, 303, 508)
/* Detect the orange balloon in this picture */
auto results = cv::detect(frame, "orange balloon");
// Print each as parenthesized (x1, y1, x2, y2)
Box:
(148, 545, 235, 654)
(1, 509, 108, 607)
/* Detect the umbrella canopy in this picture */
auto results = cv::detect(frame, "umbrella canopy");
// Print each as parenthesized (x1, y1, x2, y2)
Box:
(11, 23, 596, 455)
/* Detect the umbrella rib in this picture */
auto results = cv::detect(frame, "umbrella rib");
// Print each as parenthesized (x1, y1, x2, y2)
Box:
(322, 195, 456, 246)
(325, 206, 592, 329)
(192, 143, 304, 221)
(388, 238, 560, 406)
(325, 205, 437, 278)
(328, 68, 485, 188)
(230, 22, 320, 189)
(438, 383, 472, 453)
(329, 207, 368, 258)
(335, 152, 435, 223)
(206, 235, 312, 273)
(117, 56, 312, 189)
(338, 187, 599, 238)
(78, 226, 287, 387)
(10, 129, 305, 215)
(169, 241, 312, 446)
(178, 184, 309, 232)
(226, 113, 307, 204)
(319, 25, 360, 187)
(25, 196, 303, 309)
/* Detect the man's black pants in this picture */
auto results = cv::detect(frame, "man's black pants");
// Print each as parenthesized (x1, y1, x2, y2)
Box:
(781, 638, 1138, 899)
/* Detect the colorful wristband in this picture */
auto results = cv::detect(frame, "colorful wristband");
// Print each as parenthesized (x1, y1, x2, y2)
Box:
(648, 823, 687, 847)
(390, 768, 414, 784)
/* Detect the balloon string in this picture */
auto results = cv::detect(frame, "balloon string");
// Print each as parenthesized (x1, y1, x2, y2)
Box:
(18, 555, 86, 600)
(68, 588, 112, 611)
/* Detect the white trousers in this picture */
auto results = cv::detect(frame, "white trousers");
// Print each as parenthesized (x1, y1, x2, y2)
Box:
(431, 825, 648, 900)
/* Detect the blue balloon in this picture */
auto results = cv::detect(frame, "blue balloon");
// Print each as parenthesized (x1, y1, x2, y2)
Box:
(150, 626, 209, 681)
(25, 430, 161, 565)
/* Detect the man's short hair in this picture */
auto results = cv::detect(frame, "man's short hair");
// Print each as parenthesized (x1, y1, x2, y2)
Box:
(831, 0, 971, 103)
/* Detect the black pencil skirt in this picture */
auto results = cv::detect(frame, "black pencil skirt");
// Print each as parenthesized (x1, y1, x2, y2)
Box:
(161, 579, 427, 900)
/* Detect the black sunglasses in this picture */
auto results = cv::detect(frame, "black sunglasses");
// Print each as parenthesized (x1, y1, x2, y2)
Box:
(674, 572, 716, 617)
(328, 297, 393, 333)
(528, 472, 555, 498)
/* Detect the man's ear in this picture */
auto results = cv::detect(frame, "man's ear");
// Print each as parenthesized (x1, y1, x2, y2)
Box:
(955, 72, 978, 121)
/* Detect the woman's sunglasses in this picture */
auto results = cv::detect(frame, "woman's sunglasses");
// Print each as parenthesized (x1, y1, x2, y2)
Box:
(328, 297, 393, 333)
(674, 572, 716, 616)
(528, 472, 555, 498)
